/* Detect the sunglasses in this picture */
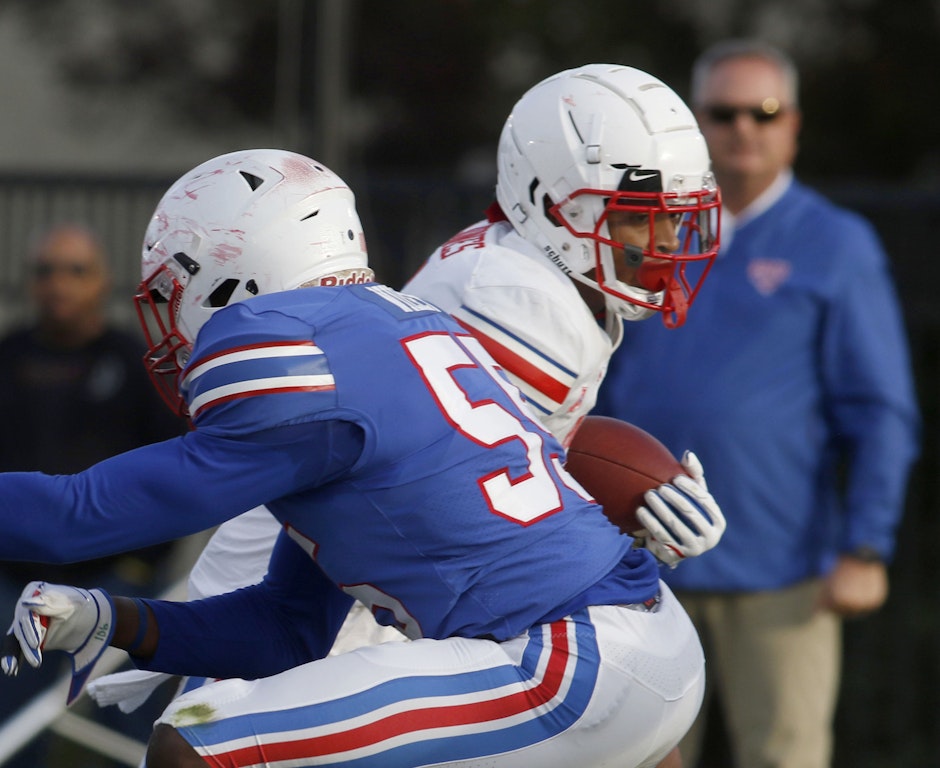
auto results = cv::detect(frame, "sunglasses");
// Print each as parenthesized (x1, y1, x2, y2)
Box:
(702, 100, 787, 125)
(33, 262, 95, 279)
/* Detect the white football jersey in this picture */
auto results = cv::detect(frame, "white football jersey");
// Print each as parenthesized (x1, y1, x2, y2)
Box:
(405, 219, 621, 448)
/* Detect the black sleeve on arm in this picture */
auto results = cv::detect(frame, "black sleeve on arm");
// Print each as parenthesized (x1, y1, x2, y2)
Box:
(136, 528, 355, 680)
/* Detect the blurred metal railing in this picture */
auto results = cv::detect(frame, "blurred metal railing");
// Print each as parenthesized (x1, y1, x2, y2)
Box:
(0, 170, 494, 335)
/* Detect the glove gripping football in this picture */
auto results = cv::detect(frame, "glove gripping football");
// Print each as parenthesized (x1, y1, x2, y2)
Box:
(636, 451, 727, 568)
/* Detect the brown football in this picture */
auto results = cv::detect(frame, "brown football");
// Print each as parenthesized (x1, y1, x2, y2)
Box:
(565, 415, 687, 534)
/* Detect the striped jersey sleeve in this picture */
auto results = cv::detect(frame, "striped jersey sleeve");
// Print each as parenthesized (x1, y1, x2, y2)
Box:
(403, 221, 616, 447)
(182, 303, 339, 434)
(451, 306, 577, 422)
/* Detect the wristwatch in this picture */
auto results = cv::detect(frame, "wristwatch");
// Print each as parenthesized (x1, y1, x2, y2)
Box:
(847, 546, 883, 563)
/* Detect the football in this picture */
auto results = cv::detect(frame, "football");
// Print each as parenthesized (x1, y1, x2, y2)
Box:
(564, 415, 687, 534)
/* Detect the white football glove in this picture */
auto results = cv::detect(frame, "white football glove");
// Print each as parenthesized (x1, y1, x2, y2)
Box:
(635, 451, 727, 568)
(3, 581, 115, 705)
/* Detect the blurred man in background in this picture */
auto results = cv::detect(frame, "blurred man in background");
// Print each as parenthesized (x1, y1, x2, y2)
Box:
(0, 223, 185, 767)
(595, 39, 920, 768)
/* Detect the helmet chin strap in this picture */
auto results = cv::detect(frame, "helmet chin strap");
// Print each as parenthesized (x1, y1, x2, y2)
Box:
(661, 279, 689, 328)
(636, 258, 671, 291)
(636, 260, 688, 328)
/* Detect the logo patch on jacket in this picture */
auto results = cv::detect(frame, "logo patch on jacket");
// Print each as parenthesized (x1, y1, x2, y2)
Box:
(747, 258, 791, 296)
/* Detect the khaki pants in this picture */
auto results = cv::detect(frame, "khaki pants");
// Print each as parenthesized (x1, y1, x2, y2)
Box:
(675, 579, 840, 768)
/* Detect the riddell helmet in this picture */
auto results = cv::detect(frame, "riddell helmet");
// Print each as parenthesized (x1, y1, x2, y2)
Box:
(496, 64, 720, 328)
(135, 148, 372, 415)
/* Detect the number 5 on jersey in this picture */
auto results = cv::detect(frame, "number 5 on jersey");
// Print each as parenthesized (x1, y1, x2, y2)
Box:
(403, 332, 565, 525)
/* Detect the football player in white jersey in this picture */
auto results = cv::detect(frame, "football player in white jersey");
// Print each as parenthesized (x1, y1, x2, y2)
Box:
(85, 64, 728, 765)
(404, 66, 729, 569)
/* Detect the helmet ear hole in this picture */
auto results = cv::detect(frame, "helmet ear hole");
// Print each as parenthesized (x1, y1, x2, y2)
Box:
(205, 278, 241, 308)
(542, 194, 564, 228)
(239, 171, 264, 190)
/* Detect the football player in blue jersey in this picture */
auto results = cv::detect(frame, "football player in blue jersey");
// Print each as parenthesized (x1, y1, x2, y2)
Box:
(91, 63, 728, 768)
(0, 149, 706, 767)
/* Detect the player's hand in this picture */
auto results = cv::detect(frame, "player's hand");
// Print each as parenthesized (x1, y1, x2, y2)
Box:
(3, 581, 115, 705)
(635, 451, 726, 568)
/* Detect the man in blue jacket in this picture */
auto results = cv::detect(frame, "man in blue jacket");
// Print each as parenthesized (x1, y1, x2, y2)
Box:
(595, 39, 920, 768)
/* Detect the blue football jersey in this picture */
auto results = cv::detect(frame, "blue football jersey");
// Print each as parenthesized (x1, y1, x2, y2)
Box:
(0, 283, 658, 669)
(182, 284, 654, 642)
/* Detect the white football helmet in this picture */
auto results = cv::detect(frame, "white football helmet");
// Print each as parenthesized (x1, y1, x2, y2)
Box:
(496, 64, 720, 327)
(134, 148, 373, 415)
